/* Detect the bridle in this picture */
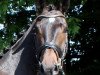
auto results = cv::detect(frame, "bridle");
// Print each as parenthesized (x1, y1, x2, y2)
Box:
(36, 14, 65, 20)
(33, 14, 67, 74)
(37, 42, 62, 61)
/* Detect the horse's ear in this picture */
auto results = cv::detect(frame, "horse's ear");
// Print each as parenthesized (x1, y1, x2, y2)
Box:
(35, 0, 46, 15)
(35, 0, 70, 15)
(60, 0, 70, 15)
(53, 0, 70, 15)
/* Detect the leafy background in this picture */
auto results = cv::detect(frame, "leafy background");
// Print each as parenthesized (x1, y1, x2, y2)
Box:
(0, 0, 100, 75)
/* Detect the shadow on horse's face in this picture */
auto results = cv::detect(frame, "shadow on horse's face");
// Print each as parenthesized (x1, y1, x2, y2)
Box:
(35, 10, 68, 75)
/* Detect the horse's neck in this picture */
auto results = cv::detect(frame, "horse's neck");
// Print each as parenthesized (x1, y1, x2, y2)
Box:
(0, 49, 23, 75)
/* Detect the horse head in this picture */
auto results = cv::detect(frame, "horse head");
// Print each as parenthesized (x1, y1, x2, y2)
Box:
(34, 9, 68, 75)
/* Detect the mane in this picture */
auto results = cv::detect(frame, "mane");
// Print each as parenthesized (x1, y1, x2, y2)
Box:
(11, 20, 36, 54)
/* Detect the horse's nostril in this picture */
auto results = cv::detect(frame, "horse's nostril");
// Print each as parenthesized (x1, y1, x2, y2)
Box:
(53, 66, 59, 75)
(48, 47, 51, 49)
(54, 65, 59, 71)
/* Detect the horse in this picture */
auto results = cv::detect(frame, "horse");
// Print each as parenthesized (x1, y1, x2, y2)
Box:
(0, 5, 68, 75)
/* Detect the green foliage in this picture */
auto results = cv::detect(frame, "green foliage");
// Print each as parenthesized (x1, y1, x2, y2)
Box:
(0, 0, 36, 51)
(0, 37, 11, 52)
(0, 0, 8, 23)
(68, 17, 81, 38)
(81, 0, 87, 5)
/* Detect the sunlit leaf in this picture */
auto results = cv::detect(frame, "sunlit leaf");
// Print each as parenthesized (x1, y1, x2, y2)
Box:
(67, 17, 81, 38)
(81, 0, 87, 5)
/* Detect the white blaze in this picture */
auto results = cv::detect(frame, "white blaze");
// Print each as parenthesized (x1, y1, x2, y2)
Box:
(49, 18, 55, 23)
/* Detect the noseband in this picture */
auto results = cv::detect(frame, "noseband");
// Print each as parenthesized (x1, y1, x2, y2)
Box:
(37, 42, 62, 61)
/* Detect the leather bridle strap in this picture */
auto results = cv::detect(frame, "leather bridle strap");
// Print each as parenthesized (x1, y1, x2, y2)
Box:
(37, 42, 62, 61)
(35, 14, 65, 21)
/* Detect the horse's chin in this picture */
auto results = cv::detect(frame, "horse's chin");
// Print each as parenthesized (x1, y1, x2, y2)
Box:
(40, 68, 59, 75)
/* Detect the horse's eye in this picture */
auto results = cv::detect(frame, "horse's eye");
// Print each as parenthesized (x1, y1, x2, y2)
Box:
(37, 17, 42, 21)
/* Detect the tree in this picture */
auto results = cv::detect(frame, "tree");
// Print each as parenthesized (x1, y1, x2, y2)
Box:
(0, 0, 70, 52)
